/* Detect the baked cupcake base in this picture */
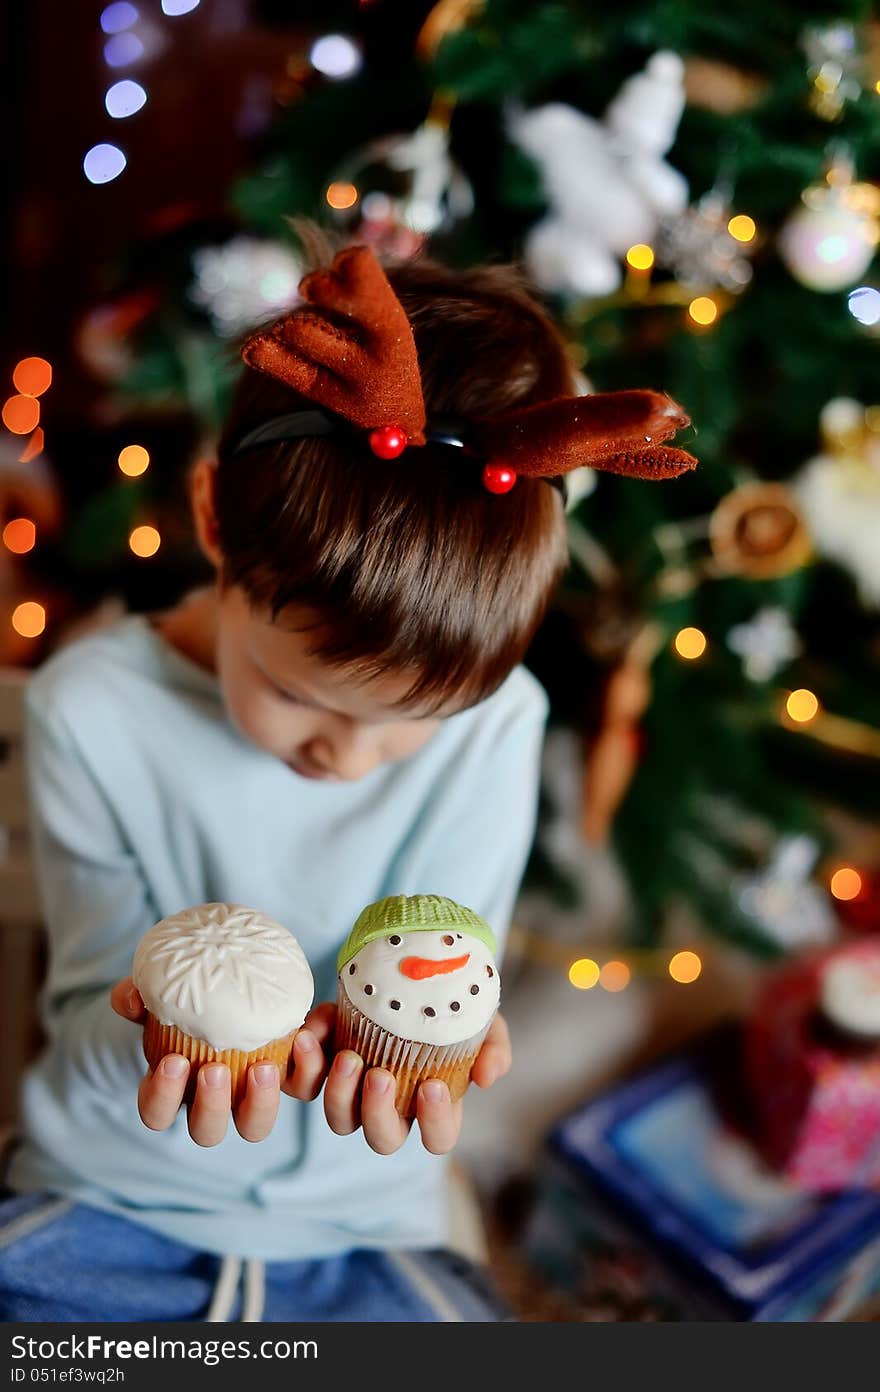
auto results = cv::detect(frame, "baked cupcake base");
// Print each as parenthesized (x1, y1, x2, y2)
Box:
(143, 1013, 297, 1108)
(334, 988, 492, 1117)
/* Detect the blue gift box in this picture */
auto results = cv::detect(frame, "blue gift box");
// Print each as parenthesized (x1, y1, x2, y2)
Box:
(531, 1026, 880, 1320)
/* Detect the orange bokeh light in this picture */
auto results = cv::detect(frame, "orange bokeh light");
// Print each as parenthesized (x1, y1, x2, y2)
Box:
(3, 518, 36, 554)
(12, 357, 52, 397)
(786, 688, 820, 724)
(830, 867, 863, 901)
(129, 525, 161, 558)
(11, 601, 46, 638)
(325, 181, 358, 210)
(118, 444, 150, 477)
(668, 950, 702, 984)
(600, 960, 631, 992)
(19, 427, 45, 462)
(2, 395, 40, 435)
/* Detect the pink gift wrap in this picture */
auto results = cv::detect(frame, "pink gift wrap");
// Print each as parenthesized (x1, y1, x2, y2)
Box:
(746, 949, 880, 1192)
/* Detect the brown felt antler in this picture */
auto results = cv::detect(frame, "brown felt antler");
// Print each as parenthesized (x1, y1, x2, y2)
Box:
(241, 245, 427, 446)
(474, 391, 697, 481)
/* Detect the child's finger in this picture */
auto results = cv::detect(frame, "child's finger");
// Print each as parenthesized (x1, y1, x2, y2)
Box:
(186, 1064, 231, 1147)
(470, 1014, 512, 1089)
(137, 1055, 189, 1131)
(110, 978, 146, 1023)
(360, 1069, 410, 1155)
(233, 1063, 281, 1143)
(323, 1051, 364, 1135)
(282, 1028, 328, 1102)
(415, 1083, 462, 1155)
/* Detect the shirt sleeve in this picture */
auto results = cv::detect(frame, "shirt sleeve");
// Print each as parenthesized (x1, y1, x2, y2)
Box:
(389, 676, 549, 956)
(23, 689, 160, 1035)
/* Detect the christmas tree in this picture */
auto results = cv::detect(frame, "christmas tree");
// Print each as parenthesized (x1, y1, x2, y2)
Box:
(12, 0, 880, 962)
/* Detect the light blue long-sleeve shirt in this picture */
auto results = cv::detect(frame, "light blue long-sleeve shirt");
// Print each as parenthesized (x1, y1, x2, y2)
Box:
(5, 614, 548, 1259)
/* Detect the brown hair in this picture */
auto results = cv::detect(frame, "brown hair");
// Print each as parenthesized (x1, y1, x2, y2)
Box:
(214, 250, 574, 712)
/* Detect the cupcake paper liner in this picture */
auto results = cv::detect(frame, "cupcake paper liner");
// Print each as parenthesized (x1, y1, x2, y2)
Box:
(334, 986, 492, 1117)
(142, 1013, 297, 1108)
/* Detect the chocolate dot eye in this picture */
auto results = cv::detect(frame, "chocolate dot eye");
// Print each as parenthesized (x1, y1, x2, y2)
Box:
(450, 1001, 460, 1012)
(486, 966, 494, 977)
(390, 999, 400, 1010)
(442, 934, 455, 946)
(389, 935, 401, 946)
(363, 984, 374, 996)
(470, 984, 479, 995)
(456, 933, 462, 939)
(423, 1006, 436, 1017)
(349, 963, 356, 975)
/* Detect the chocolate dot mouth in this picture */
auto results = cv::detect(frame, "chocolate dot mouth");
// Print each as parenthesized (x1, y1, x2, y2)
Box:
(423, 1006, 436, 1018)
(363, 984, 374, 996)
(450, 1001, 460, 1012)
(470, 984, 479, 995)
(390, 999, 400, 1010)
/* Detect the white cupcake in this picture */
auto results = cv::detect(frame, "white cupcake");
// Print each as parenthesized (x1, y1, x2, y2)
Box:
(133, 902, 314, 1105)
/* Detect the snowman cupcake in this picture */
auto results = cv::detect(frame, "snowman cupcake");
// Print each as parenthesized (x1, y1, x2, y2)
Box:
(334, 893, 500, 1116)
(133, 902, 314, 1107)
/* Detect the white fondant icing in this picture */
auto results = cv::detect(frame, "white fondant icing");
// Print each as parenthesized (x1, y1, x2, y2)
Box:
(340, 928, 500, 1045)
(820, 949, 880, 1039)
(133, 903, 314, 1052)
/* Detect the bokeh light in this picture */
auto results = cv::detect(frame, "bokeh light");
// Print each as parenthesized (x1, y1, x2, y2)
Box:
(674, 626, 707, 660)
(310, 34, 362, 79)
(830, 867, 863, 901)
(600, 960, 631, 992)
(668, 950, 702, 984)
(101, 3, 138, 33)
(728, 214, 756, 243)
(12, 602, 46, 639)
(326, 182, 358, 210)
(2, 395, 40, 434)
(83, 143, 127, 184)
(568, 958, 600, 990)
(161, 0, 200, 14)
(12, 357, 52, 396)
(786, 688, 820, 723)
(626, 243, 655, 271)
(105, 79, 147, 118)
(848, 286, 880, 327)
(3, 519, 36, 555)
(104, 32, 144, 66)
(19, 428, 44, 463)
(688, 296, 719, 326)
(129, 525, 161, 557)
(118, 444, 150, 477)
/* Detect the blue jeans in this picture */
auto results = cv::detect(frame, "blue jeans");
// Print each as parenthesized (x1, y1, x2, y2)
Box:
(0, 1189, 507, 1322)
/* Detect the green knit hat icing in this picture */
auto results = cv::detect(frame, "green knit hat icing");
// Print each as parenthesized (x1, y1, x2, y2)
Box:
(337, 894, 497, 973)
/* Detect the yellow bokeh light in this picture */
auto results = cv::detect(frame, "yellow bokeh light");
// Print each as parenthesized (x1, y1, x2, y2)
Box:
(12, 601, 46, 639)
(727, 214, 756, 243)
(129, 525, 161, 558)
(786, 688, 819, 724)
(688, 296, 719, 327)
(830, 867, 863, 901)
(874, 79, 880, 96)
(669, 950, 702, 984)
(2, 395, 40, 435)
(118, 444, 150, 477)
(325, 181, 358, 210)
(626, 243, 655, 271)
(600, 960, 631, 992)
(674, 626, 707, 660)
(3, 518, 36, 555)
(568, 958, 601, 990)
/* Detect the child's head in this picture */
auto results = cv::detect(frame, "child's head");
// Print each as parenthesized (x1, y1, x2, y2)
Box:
(190, 253, 575, 781)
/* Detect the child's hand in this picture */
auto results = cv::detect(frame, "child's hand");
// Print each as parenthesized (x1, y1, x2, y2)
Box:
(323, 1011, 512, 1157)
(110, 978, 334, 1147)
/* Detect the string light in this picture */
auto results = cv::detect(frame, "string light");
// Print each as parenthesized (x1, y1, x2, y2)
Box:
(668, 950, 702, 983)
(2, 396, 40, 435)
(625, 243, 655, 271)
(688, 296, 719, 326)
(786, 688, 820, 724)
(600, 960, 631, 992)
(11, 602, 46, 639)
(326, 182, 358, 210)
(118, 444, 150, 477)
(830, 866, 863, 901)
(674, 626, 707, 660)
(83, 143, 127, 184)
(12, 357, 52, 396)
(568, 958, 600, 990)
(3, 519, 36, 555)
(727, 214, 756, 243)
(129, 525, 160, 557)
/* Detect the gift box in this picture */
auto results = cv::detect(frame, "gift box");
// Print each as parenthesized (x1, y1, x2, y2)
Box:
(745, 943, 880, 1191)
(525, 1026, 880, 1320)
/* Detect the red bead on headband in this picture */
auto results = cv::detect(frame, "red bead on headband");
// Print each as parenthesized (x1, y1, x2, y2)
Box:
(239, 245, 698, 491)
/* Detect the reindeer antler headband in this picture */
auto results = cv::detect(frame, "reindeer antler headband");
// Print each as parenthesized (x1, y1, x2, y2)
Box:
(233, 245, 698, 494)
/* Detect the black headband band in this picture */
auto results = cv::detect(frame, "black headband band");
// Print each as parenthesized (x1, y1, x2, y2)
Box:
(231, 409, 568, 503)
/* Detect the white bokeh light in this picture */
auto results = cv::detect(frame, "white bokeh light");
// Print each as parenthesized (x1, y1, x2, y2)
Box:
(83, 143, 127, 184)
(310, 34, 362, 79)
(101, 3, 138, 33)
(161, 0, 200, 14)
(104, 32, 144, 66)
(105, 79, 147, 118)
(848, 285, 880, 327)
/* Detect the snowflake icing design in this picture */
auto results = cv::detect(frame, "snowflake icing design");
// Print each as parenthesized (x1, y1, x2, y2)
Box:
(148, 904, 301, 1015)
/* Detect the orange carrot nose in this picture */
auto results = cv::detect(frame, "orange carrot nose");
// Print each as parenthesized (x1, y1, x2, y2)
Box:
(399, 953, 471, 980)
